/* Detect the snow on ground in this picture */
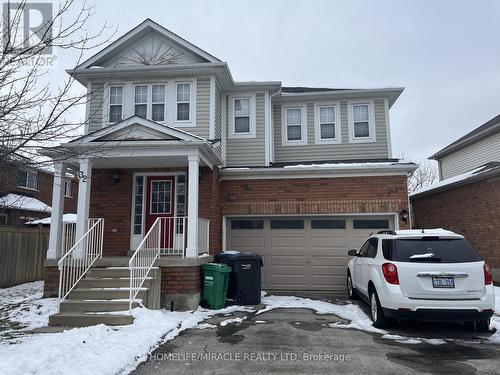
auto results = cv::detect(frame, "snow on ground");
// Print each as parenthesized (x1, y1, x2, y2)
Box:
(0, 281, 58, 336)
(488, 286, 500, 343)
(0, 283, 498, 375)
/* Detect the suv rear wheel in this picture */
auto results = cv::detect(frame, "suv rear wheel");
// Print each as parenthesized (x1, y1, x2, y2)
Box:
(369, 289, 393, 328)
(347, 272, 358, 300)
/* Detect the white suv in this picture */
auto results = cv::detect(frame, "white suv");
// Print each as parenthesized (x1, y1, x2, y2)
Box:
(346, 229, 495, 330)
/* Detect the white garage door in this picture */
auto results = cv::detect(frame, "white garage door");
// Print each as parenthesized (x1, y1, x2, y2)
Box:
(226, 216, 395, 292)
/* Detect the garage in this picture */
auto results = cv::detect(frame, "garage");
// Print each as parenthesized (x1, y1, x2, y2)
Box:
(225, 216, 395, 292)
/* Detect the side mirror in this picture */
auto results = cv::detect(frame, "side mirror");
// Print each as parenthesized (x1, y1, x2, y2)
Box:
(348, 249, 358, 257)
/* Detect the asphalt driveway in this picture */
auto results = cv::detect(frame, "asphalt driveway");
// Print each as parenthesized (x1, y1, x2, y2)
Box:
(133, 301, 500, 375)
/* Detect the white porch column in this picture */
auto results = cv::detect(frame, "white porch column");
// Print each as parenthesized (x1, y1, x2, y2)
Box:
(186, 155, 200, 258)
(75, 159, 93, 256)
(47, 162, 67, 259)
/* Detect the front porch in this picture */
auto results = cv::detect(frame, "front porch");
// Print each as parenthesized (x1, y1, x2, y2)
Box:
(42, 117, 223, 324)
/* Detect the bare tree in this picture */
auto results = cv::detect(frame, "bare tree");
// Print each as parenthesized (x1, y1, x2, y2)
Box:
(0, 0, 115, 194)
(400, 153, 439, 193)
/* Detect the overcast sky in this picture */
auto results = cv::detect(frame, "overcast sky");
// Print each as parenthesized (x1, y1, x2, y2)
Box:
(55, 0, 500, 162)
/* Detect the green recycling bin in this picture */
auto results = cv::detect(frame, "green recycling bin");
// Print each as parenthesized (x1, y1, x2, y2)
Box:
(201, 263, 231, 309)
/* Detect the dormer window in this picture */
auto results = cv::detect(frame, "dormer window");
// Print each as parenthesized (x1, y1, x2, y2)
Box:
(176, 83, 191, 121)
(109, 86, 123, 123)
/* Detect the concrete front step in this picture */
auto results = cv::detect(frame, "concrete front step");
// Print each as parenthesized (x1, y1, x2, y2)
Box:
(59, 299, 141, 313)
(68, 288, 148, 300)
(49, 312, 134, 327)
(78, 277, 152, 289)
(87, 267, 130, 278)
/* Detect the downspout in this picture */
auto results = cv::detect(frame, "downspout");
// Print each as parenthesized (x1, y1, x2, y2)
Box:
(267, 89, 281, 166)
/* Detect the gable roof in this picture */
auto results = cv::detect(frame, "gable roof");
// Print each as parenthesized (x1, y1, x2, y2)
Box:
(70, 116, 206, 144)
(430, 113, 500, 160)
(76, 19, 221, 69)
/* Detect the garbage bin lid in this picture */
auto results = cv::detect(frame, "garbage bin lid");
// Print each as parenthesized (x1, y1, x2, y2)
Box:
(221, 250, 240, 255)
(201, 263, 232, 272)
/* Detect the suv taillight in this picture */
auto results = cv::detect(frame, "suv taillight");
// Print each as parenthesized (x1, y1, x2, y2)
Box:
(382, 263, 399, 285)
(484, 263, 492, 285)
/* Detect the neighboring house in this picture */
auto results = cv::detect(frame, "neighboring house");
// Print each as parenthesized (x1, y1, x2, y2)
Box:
(0, 160, 78, 227)
(42, 19, 416, 319)
(411, 114, 500, 282)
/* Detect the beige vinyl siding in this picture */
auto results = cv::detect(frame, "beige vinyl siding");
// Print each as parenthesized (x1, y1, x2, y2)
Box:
(213, 82, 223, 156)
(273, 98, 389, 162)
(88, 81, 105, 134)
(226, 93, 266, 166)
(439, 131, 500, 179)
(180, 77, 209, 139)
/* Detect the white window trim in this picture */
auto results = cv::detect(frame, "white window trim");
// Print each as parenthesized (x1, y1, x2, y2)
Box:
(281, 104, 308, 146)
(107, 84, 125, 124)
(149, 179, 173, 215)
(314, 102, 341, 144)
(347, 100, 376, 143)
(64, 179, 72, 198)
(175, 81, 193, 124)
(229, 94, 256, 139)
(133, 83, 167, 123)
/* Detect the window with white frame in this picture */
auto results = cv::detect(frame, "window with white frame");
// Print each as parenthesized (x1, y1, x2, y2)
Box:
(176, 83, 191, 121)
(351, 103, 371, 139)
(109, 86, 123, 123)
(234, 98, 250, 133)
(64, 179, 72, 198)
(316, 105, 339, 143)
(16, 169, 38, 190)
(151, 84, 166, 122)
(285, 107, 304, 143)
(134, 85, 148, 118)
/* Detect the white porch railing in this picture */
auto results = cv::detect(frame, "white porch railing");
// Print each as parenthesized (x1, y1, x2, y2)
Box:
(61, 222, 76, 255)
(129, 217, 162, 312)
(159, 217, 187, 256)
(198, 218, 210, 255)
(58, 218, 104, 301)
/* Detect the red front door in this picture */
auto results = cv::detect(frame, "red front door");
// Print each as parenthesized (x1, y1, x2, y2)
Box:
(146, 176, 175, 248)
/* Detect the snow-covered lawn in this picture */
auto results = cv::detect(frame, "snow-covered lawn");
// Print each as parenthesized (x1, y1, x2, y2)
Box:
(0, 281, 58, 338)
(0, 282, 498, 375)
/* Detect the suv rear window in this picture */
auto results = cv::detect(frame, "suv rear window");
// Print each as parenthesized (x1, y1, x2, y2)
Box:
(382, 238, 482, 263)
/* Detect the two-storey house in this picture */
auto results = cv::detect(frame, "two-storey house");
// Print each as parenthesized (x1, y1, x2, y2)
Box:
(43, 19, 416, 327)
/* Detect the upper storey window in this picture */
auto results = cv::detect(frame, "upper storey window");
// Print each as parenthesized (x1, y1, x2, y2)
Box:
(17, 169, 38, 190)
(234, 98, 250, 133)
(282, 105, 307, 146)
(348, 101, 375, 142)
(176, 83, 191, 121)
(134, 84, 166, 122)
(314, 103, 340, 144)
(109, 86, 123, 123)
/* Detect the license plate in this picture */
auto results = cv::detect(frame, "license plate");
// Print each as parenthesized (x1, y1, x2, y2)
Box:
(432, 277, 455, 288)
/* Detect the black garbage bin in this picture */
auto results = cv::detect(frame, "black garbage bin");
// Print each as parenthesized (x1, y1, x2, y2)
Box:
(214, 251, 263, 305)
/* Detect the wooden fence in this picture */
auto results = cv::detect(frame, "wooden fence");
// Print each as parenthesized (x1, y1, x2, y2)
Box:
(0, 227, 49, 288)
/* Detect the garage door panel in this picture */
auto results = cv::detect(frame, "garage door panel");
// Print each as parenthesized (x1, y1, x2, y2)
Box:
(227, 215, 394, 291)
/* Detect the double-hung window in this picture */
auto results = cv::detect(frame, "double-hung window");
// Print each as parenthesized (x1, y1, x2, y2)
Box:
(109, 86, 123, 123)
(283, 106, 306, 145)
(349, 102, 375, 142)
(64, 179, 72, 198)
(234, 98, 250, 134)
(176, 83, 191, 121)
(315, 104, 339, 144)
(134, 85, 148, 118)
(16, 169, 38, 190)
(151, 84, 166, 121)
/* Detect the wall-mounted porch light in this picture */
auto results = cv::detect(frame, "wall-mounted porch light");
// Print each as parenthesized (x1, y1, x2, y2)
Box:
(399, 209, 409, 223)
(112, 170, 121, 184)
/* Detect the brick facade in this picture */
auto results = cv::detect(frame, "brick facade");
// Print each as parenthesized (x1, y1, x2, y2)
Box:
(199, 167, 222, 254)
(42, 266, 59, 297)
(160, 266, 202, 294)
(411, 178, 500, 268)
(221, 175, 410, 229)
(1, 165, 78, 226)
